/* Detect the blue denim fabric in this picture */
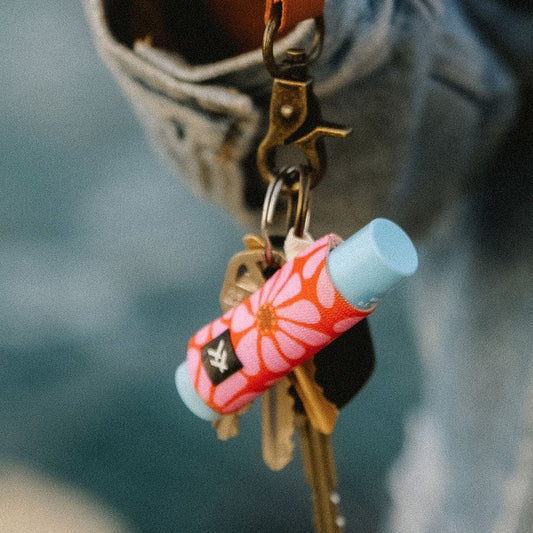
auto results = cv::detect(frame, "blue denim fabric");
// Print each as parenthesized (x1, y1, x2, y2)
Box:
(83, 0, 533, 531)
(85, 0, 517, 239)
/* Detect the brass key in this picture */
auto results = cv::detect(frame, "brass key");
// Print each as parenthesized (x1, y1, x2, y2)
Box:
(215, 234, 285, 440)
(215, 230, 299, 470)
(262, 376, 295, 471)
(291, 359, 338, 435)
(219, 234, 284, 313)
(296, 413, 345, 533)
(282, 226, 344, 531)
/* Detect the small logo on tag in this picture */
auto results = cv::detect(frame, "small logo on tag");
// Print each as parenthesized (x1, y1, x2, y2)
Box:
(201, 329, 242, 385)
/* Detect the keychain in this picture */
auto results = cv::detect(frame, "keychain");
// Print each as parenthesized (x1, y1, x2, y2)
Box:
(176, 5, 418, 532)
(177, 216, 417, 419)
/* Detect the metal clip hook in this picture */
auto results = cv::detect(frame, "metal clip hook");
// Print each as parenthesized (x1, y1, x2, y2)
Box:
(257, 51, 352, 194)
(262, 5, 324, 80)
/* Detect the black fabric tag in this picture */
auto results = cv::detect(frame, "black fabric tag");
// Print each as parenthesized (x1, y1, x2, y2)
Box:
(201, 329, 243, 386)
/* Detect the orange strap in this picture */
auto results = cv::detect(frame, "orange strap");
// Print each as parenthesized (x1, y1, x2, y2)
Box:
(265, 0, 324, 32)
(207, 0, 324, 52)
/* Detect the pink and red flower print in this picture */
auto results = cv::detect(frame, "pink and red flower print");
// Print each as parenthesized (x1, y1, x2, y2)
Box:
(186, 234, 371, 414)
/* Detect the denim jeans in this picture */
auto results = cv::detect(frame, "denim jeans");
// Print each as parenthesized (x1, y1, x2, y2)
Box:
(85, 0, 533, 530)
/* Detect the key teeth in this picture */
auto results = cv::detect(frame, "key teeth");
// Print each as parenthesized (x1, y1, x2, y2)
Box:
(291, 360, 339, 435)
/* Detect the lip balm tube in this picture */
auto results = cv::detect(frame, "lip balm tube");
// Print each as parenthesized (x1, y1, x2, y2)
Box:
(176, 218, 418, 421)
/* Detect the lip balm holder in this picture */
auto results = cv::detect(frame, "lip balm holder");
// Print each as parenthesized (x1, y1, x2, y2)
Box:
(176, 8, 418, 532)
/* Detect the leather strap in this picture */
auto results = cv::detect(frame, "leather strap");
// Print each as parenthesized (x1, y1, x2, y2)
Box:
(265, 0, 324, 32)
(206, 0, 324, 52)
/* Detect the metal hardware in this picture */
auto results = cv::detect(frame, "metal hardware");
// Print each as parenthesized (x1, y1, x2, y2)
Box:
(261, 168, 296, 264)
(216, 234, 284, 440)
(256, 69, 352, 193)
(297, 413, 345, 532)
(219, 244, 285, 313)
(262, 4, 325, 80)
(293, 170, 311, 238)
(261, 167, 311, 260)
(259, 4, 351, 194)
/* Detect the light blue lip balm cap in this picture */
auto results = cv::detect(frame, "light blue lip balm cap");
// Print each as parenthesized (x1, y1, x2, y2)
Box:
(327, 218, 418, 310)
(176, 362, 220, 422)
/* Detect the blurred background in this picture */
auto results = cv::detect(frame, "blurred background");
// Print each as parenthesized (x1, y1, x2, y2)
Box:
(0, 1, 421, 531)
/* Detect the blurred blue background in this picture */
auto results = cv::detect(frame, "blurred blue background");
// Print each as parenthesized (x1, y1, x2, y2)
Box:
(0, 2, 420, 531)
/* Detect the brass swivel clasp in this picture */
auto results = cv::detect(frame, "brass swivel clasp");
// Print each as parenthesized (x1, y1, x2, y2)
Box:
(257, 10, 352, 194)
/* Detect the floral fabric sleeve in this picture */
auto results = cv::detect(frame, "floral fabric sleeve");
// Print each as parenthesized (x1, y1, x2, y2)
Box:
(186, 234, 372, 414)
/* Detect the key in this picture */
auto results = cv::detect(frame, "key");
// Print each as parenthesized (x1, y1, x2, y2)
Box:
(219, 234, 284, 314)
(290, 359, 338, 435)
(216, 230, 309, 469)
(283, 227, 343, 531)
(262, 227, 339, 469)
(212, 403, 252, 441)
(255, 203, 341, 470)
(215, 234, 285, 440)
(222, 231, 332, 469)
(261, 376, 295, 471)
(283, 228, 339, 436)
(296, 413, 345, 533)
(215, 231, 299, 466)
